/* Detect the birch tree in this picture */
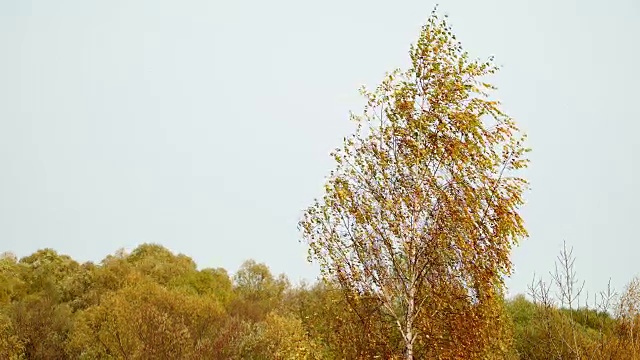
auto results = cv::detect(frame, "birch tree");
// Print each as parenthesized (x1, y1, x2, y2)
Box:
(299, 10, 529, 359)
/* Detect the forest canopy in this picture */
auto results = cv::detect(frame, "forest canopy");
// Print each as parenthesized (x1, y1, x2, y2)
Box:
(1, 244, 640, 359)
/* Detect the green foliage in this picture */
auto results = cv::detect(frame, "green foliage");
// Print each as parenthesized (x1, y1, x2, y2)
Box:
(238, 312, 319, 360)
(1, 243, 640, 359)
(0, 312, 24, 360)
(126, 243, 197, 286)
(0, 245, 319, 360)
(230, 260, 289, 322)
(9, 295, 73, 359)
(0, 253, 23, 305)
(68, 278, 225, 359)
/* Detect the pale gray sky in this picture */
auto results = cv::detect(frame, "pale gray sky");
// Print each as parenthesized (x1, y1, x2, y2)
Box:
(1, 0, 638, 298)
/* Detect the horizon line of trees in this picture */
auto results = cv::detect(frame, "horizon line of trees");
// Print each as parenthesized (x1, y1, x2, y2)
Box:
(1, 243, 640, 359)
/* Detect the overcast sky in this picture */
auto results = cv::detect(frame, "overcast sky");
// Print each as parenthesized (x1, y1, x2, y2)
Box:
(1, 0, 638, 298)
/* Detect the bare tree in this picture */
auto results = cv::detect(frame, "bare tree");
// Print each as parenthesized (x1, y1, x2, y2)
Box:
(552, 241, 586, 357)
(528, 242, 623, 359)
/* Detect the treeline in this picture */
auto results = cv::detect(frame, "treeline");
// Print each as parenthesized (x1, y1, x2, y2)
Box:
(1, 243, 640, 359)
